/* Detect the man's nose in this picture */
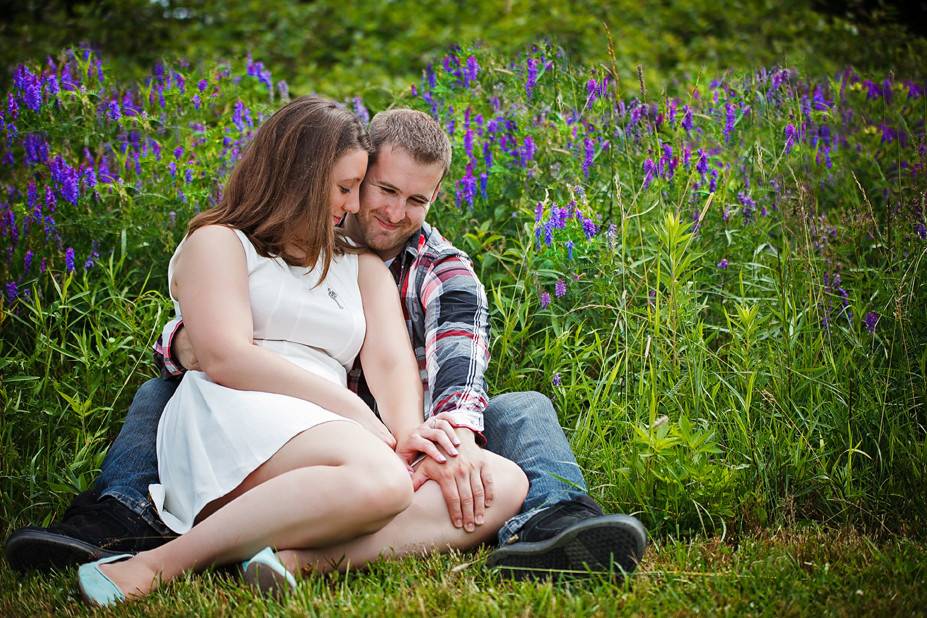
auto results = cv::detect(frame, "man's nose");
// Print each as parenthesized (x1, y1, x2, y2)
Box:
(383, 196, 405, 223)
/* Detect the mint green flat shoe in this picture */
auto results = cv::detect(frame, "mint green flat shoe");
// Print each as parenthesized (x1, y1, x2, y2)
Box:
(241, 547, 296, 597)
(77, 553, 133, 607)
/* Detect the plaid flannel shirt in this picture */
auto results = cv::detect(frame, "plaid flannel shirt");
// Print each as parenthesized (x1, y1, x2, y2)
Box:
(153, 222, 491, 436)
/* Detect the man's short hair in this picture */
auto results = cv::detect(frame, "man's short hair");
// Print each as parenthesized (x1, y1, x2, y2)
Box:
(368, 108, 452, 175)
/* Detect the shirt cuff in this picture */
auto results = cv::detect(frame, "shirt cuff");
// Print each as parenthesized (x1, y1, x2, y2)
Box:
(440, 411, 487, 446)
(156, 317, 185, 377)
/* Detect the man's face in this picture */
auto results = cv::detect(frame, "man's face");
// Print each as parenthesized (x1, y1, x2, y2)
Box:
(350, 145, 444, 260)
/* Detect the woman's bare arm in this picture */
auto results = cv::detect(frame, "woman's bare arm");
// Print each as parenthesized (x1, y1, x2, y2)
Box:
(172, 225, 394, 446)
(356, 253, 424, 443)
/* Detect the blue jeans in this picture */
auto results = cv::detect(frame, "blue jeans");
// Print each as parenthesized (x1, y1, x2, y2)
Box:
(96, 380, 587, 546)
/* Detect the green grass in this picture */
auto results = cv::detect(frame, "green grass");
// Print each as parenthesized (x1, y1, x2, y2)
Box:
(3, 527, 925, 616)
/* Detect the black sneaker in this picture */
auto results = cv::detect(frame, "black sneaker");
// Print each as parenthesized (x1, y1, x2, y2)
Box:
(486, 496, 647, 580)
(4, 489, 175, 572)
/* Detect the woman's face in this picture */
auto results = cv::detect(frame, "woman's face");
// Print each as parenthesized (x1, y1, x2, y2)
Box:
(329, 148, 369, 227)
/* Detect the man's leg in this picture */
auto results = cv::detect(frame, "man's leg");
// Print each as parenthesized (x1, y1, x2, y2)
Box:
(5, 377, 178, 572)
(481, 391, 647, 579)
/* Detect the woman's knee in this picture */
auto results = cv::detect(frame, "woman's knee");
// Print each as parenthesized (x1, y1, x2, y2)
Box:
(347, 450, 414, 519)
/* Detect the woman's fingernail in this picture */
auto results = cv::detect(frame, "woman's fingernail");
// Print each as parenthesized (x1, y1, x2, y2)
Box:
(438, 455, 447, 463)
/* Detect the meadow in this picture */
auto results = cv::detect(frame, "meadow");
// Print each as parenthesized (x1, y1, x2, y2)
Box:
(1, 27, 926, 617)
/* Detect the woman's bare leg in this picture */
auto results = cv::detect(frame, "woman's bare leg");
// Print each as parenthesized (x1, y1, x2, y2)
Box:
(97, 421, 413, 599)
(277, 452, 528, 573)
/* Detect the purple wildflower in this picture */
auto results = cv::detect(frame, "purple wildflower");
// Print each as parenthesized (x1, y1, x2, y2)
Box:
(534, 201, 544, 222)
(539, 290, 551, 308)
(566, 240, 574, 260)
(916, 223, 926, 240)
(682, 105, 693, 131)
(526, 58, 539, 99)
(464, 56, 479, 85)
(64, 247, 75, 272)
(277, 81, 289, 101)
(44, 186, 56, 212)
(5, 281, 17, 303)
(784, 124, 797, 154)
(581, 138, 596, 177)
(555, 279, 567, 298)
(717, 258, 728, 270)
(24, 250, 33, 272)
(107, 100, 121, 121)
(582, 218, 597, 239)
(642, 158, 656, 189)
(352, 97, 370, 124)
(864, 311, 879, 334)
(168, 161, 177, 177)
(723, 102, 736, 141)
(551, 372, 561, 387)
(23, 133, 48, 166)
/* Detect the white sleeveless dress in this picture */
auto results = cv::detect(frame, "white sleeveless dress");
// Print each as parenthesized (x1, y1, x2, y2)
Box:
(149, 228, 366, 534)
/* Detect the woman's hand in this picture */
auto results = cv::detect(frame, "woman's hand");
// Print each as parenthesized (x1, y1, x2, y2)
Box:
(395, 412, 462, 466)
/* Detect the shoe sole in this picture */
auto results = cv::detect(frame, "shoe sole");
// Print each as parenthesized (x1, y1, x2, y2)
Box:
(5, 529, 122, 572)
(486, 514, 648, 580)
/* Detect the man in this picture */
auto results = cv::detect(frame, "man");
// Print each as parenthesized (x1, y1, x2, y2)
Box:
(5, 108, 646, 579)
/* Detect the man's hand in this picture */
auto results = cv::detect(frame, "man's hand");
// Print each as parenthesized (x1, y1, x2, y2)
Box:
(411, 424, 493, 532)
(173, 325, 201, 371)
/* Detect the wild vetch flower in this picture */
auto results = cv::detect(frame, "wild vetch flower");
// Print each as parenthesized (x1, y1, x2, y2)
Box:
(185, 168, 194, 183)
(520, 136, 536, 166)
(43, 74, 59, 96)
(539, 290, 551, 308)
(864, 311, 879, 334)
(906, 81, 923, 99)
(24, 133, 48, 166)
(232, 101, 246, 131)
(916, 223, 927, 240)
(192, 94, 201, 110)
(586, 78, 598, 106)
(526, 58, 539, 99)
(566, 240, 574, 260)
(5, 281, 17, 303)
(642, 158, 656, 189)
(64, 247, 75, 272)
(277, 81, 289, 101)
(555, 279, 567, 297)
(606, 224, 617, 249)
(738, 192, 756, 221)
(83, 242, 99, 270)
(709, 169, 719, 192)
(543, 221, 553, 246)
(717, 258, 728, 269)
(696, 149, 709, 175)
(353, 97, 370, 124)
(7, 93, 19, 119)
(464, 56, 479, 85)
(723, 102, 736, 141)
(784, 124, 797, 154)
(582, 218, 597, 239)
(40, 257, 47, 273)
(107, 100, 121, 121)
(534, 201, 544, 222)
(682, 105, 693, 131)
(168, 161, 177, 177)
(44, 186, 56, 212)
(24, 250, 33, 273)
(812, 84, 830, 110)
(582, 138, 595, 177)
(551, 372, 561, 387)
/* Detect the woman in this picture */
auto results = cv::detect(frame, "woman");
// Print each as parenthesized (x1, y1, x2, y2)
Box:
(77, 96, 527, 605)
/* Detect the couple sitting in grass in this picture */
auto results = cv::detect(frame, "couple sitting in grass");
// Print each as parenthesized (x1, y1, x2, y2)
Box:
(4, 97, 647, 606)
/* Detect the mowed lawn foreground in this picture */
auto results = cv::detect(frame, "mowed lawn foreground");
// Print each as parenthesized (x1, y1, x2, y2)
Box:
(2, 527, 926, 616)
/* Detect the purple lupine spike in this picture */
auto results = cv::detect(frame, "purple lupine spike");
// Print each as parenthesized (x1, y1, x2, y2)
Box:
(642, 158, 656, 189)
(582, 218, 597, 239)
(723, 102, 736, 141)
(526, 58, 539, 99)
(586, 78, 598, 106)
(543, 221, 553, 246)
(353, 97, 369, 124)
(582, 137, 595, 177)
(464, 56, 479, 85)
(64, 247, 75, 272)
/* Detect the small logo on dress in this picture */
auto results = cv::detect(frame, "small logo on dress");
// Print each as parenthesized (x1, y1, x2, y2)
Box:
(327, 287, 344, 309)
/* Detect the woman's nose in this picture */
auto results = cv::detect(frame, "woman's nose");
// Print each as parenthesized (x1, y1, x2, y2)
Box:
(344, 189, 361, 214)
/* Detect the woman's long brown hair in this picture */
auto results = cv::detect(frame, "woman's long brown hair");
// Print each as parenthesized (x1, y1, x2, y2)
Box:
(188, 95, 370, 283)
